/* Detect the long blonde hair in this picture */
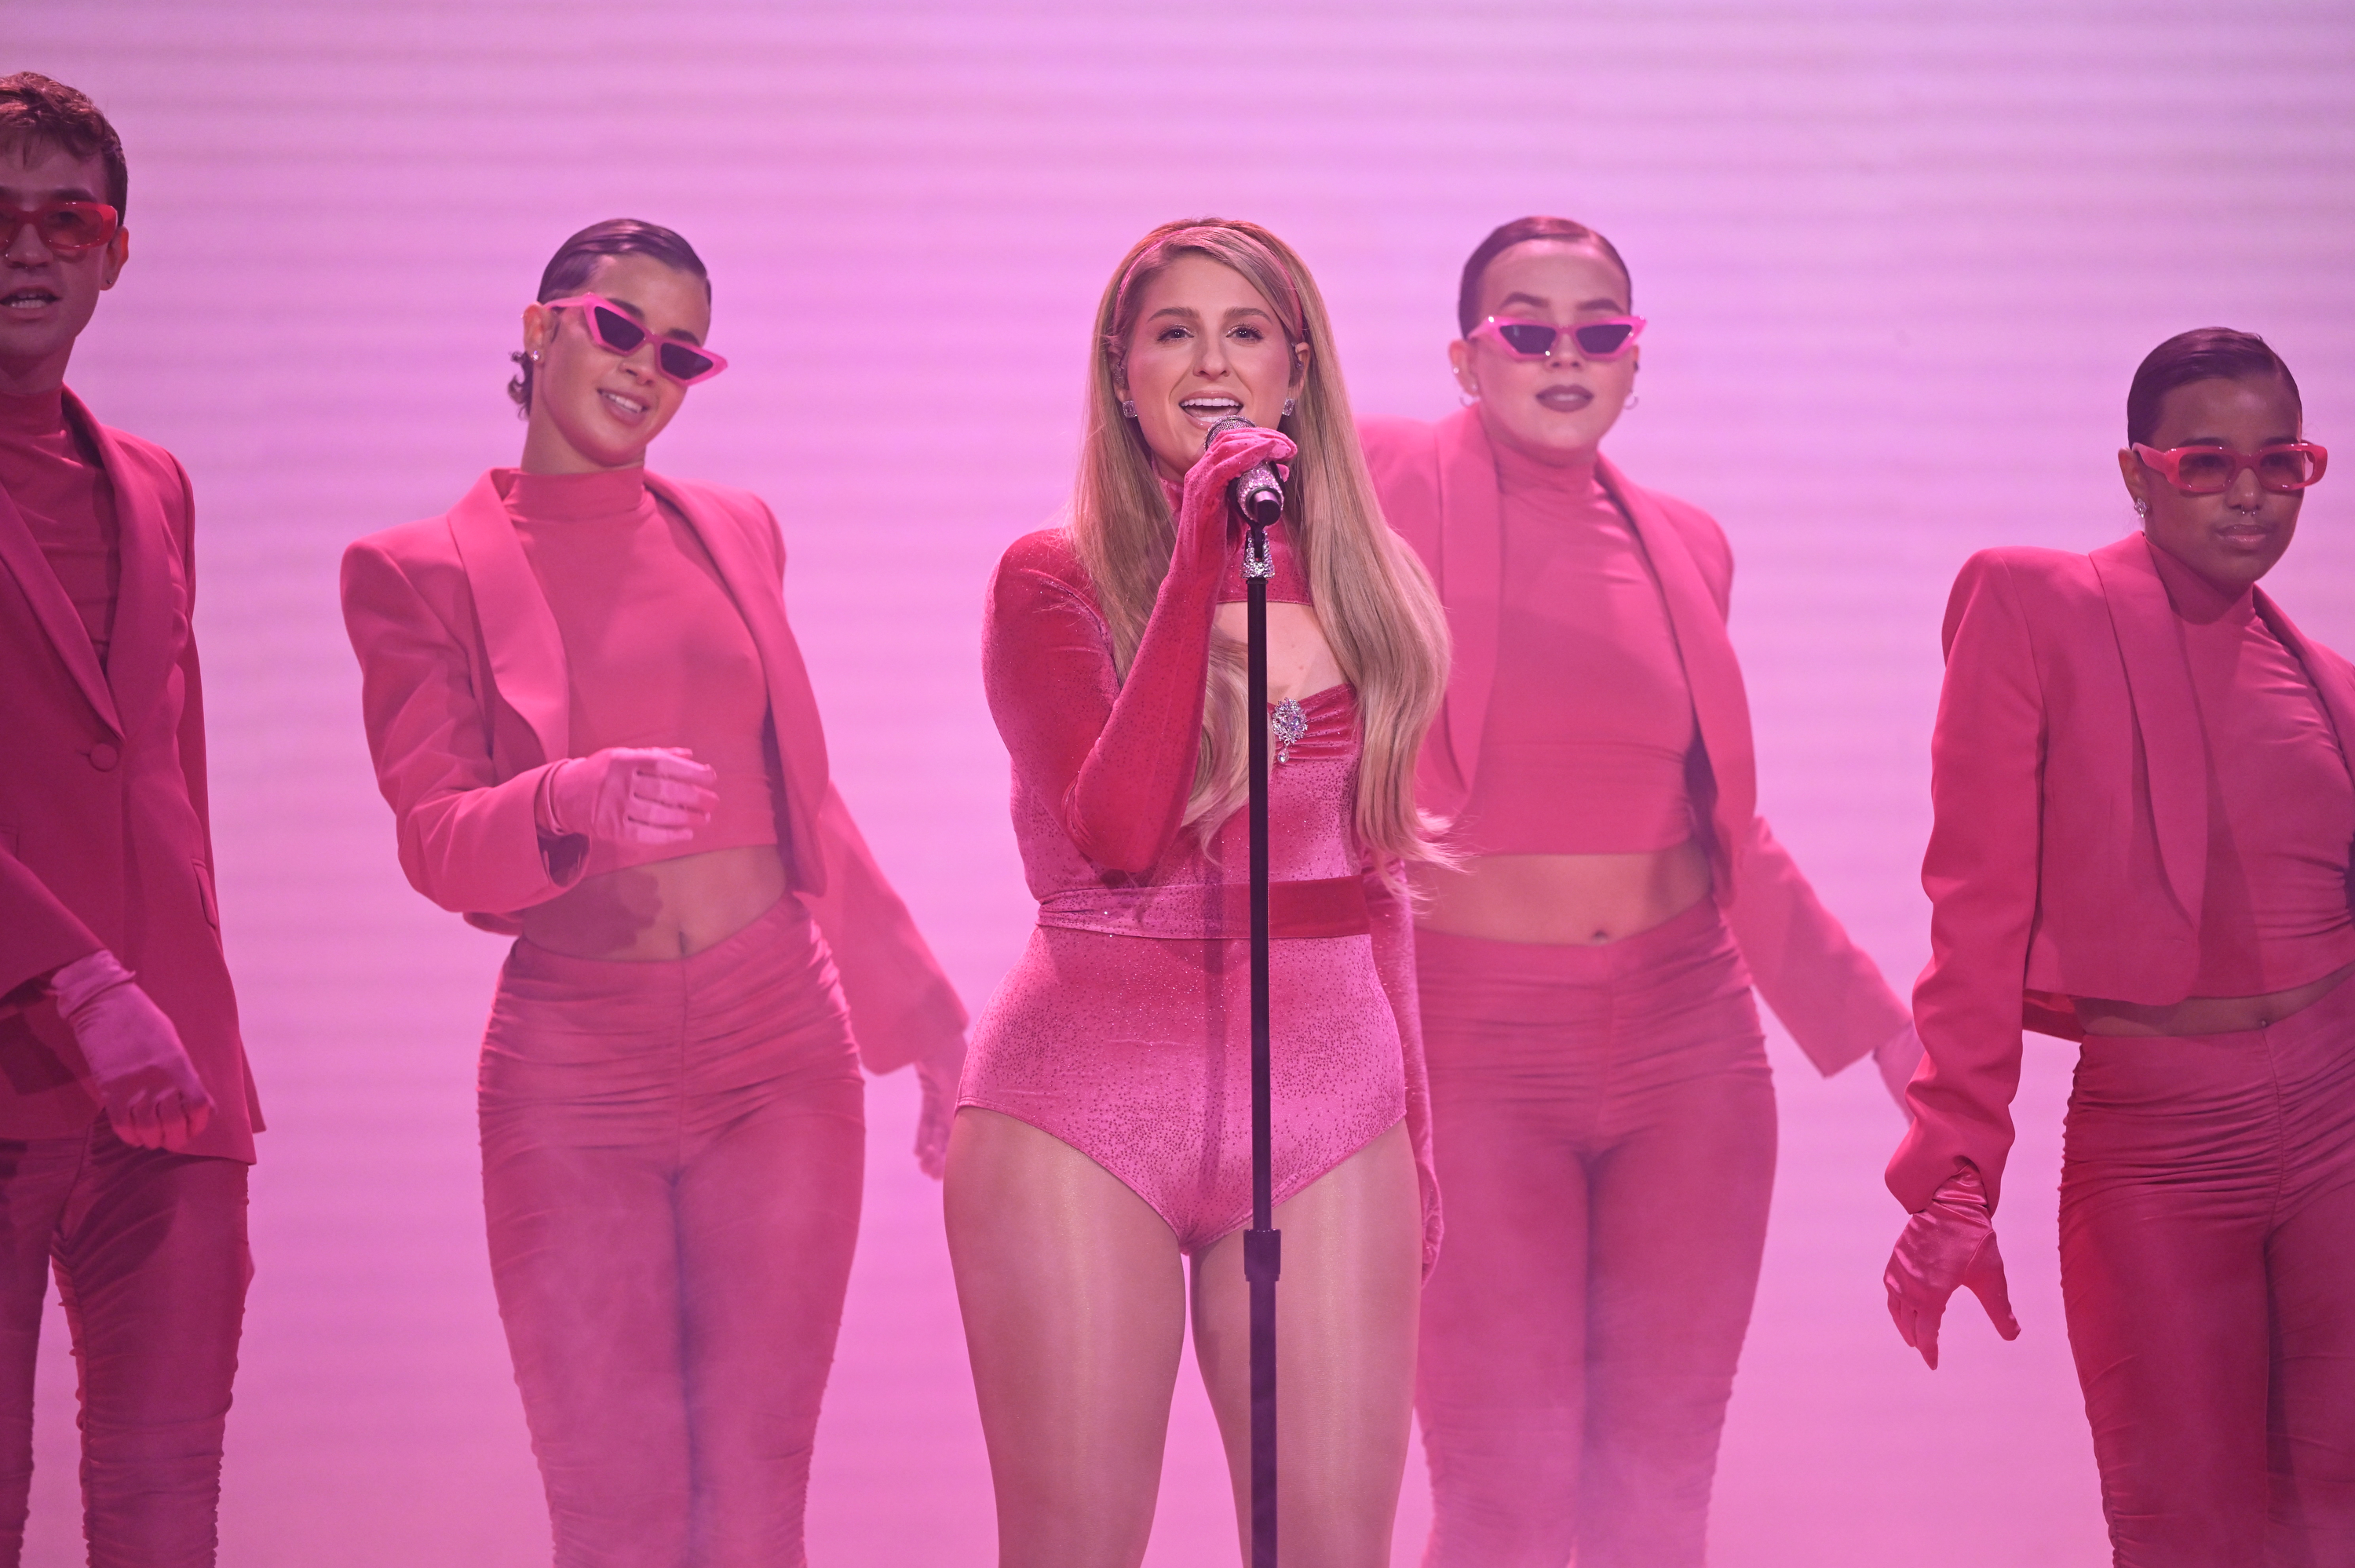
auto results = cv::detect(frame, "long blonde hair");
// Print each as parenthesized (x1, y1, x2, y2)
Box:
(1070, 217, 1451, 871)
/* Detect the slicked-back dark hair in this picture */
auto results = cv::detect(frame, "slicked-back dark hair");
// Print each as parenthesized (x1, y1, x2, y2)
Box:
(1456, 215, 1632, 336)
(2127, 327, 2300, 446)
(507, 218, 711, 414)
(0, 72, 128, 216)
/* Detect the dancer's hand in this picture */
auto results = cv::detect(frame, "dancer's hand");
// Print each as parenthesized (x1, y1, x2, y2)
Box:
(1884, 1165, 2019, 1369)
(1875, 1021, 1925, 1118)
(542, 746, 717, 847)
(914, 1052, 962, 1180)
(51, 950, 214, 1152)
(1172, 421, 1297, 578)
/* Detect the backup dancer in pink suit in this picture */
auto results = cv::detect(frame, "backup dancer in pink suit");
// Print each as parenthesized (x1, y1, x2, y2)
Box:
(1358, 216, 1919, 1567)
(340, 221, 966, 1568)
(1886, 330, 2355, 1566)
(947, 219, 1451, 1568)
(0, 75, 261, 1566)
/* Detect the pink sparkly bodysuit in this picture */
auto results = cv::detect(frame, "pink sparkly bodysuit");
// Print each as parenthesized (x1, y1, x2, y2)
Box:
(965, 518, 1438, 1267)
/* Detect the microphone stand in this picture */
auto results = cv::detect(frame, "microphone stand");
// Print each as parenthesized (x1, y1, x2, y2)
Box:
(1240, 492, 1281, 1568)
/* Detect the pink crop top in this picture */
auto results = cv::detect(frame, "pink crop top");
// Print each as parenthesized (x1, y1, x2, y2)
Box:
(502, 468, 782, 877)
(1456, 444, 1699, 855)
(2149, 544, 2355, 996)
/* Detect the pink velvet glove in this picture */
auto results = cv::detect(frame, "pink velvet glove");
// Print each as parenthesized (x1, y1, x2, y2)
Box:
(50, 950, 214, 1152)
(1884, 1165, 2020, 1369)
(539, 746, 717, 847)
(913, 1052, 962, 1180)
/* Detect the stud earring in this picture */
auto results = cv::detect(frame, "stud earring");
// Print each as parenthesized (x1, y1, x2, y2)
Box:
(1120, 399, 1137, 418)
(2134, 498, 2149, 516)
(530, 350, 542, 363)
(1282, 398, 1295, 418)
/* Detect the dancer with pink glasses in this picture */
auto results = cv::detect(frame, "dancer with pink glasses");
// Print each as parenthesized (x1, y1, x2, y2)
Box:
(340, 220, 966, 1566)
(947, 218, 1449, 1566)
(1886, 329, 2353, 1566)
(0, 73, 262, 1566)
(1358, 215, 1916, 1567)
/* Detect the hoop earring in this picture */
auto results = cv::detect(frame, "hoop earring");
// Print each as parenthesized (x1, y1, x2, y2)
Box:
(1120, 399, 1137, 419)
(1624, 392, 1640, 410)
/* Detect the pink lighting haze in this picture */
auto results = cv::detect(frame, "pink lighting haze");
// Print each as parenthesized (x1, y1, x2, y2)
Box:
(9, 3, 2353, 1563)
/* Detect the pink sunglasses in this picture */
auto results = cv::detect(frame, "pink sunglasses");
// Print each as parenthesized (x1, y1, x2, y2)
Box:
(546, 294, 728, 385)
(2134, 441, 2328, 496)
(1470, 315, 1646, 361)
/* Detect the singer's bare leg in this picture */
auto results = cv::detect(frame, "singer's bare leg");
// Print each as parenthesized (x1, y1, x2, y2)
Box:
(1195, 1121, 1421, 1568)
(946, 1109, 1418, 1568)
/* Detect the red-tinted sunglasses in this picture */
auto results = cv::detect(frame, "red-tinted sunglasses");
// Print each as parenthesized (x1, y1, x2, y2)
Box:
(1470, 315, 1646, 361)
(545, 294, 728, 385)
(1, 201, 121, 257)
(2134, 441, 2328, 495)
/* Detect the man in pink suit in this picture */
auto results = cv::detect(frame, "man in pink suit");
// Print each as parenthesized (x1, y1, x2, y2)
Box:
(0, 73, 261, 1566)
(1887, 328, 2354, 1565)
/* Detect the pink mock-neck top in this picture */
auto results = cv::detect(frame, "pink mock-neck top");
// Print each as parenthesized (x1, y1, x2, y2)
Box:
(2149, 542, 2355, 996)
(1456, 442, 1699, 855)
(499, 466, 781, 877)
(0, 387, 119, 662)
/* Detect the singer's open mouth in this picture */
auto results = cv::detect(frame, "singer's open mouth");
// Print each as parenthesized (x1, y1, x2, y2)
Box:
(1180, 396, 1245, 428)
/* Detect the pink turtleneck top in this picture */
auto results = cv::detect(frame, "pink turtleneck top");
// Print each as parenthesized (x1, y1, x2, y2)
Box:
(2148, 542, 2355, 996)
(1455, 443, 1699, 856)
(499, 467, 781, 877)
(0, 388, 119, 662)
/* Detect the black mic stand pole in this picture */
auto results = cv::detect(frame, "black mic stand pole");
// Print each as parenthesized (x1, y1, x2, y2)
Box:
(1240, 494, 1280, 1568)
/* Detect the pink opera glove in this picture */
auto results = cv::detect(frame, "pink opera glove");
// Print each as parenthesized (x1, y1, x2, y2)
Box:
(540, 746, 717, 847)
(913, 1051, 962, 1180)
(49, 949, 214, 1152)
(1178, 420, 1296, 561)
(1874, 1020, 1925, 1117)
(1884, 1165, 2020, 1369)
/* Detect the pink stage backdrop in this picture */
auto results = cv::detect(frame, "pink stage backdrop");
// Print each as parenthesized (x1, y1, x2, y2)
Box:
(10, 3, 2354, 1563)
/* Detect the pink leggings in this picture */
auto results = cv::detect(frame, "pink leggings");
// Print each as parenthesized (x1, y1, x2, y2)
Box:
(1413, 899, 1773, 1568)
(2060, 975, 2355, 1567)
(480, 895, 865, 1568)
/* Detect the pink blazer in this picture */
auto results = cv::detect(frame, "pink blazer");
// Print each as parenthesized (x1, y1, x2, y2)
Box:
(0, 392, 262, 1158)
(1358, 408, 1908, 1075)
(1889, 534, 2355, 1212)
(339, 470, 965, 1075)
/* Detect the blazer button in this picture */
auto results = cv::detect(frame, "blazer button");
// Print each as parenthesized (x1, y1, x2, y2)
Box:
(89, 742, 122, 771)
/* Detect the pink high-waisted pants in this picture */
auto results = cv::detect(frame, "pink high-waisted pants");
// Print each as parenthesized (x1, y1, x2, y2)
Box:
(480, 894, 865, 1568)
(1413, 899, 1773, 1568)
(2060, 973, 2355, 1567)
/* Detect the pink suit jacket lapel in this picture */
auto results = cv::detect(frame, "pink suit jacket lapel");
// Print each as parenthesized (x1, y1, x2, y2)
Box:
(71, 396, 177, 739)
(446, 472, 571, 766)
(0, 463, 118, 732)
(2089, 534, 2208, 924)
(1594, 455, 1759, 852)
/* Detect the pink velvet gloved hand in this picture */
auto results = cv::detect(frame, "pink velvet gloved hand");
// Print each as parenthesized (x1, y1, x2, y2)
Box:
(1884, 1165, 2020, 1369)
(50, 949, 214, 1152)
(540, 746, 718, 847)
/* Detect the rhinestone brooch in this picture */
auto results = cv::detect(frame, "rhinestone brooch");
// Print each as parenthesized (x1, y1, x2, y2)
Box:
(1270, 699, 1308, 764)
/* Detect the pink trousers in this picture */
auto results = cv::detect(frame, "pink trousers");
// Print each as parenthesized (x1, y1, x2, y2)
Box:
(0, 1121, 248, 1568)
(2060, 974, 2355, 1567)
(480, 895, 865, 1568)
(1413, 900, 1773, 1568)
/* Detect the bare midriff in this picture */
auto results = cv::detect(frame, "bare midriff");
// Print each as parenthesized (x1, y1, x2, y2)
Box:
(519, 844, 788, 961)
(2072, 961, 2355, 1038)
(1412, 841, 1714, 946)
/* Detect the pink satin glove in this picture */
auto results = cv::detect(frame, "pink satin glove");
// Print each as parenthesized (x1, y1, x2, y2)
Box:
(50, 950, 214, 1152)
(1875, 1021, 1925, 1118)
(913, 1051, 964, 1180)
(1884, 1165, 2020, 1369)
(541, 746, 717, 847)
(1173, 421, 1298, 578)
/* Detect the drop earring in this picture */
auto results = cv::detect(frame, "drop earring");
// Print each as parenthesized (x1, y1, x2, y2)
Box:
(2134, 498, 2150, 517)
(1282, 398, 1295, 418)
